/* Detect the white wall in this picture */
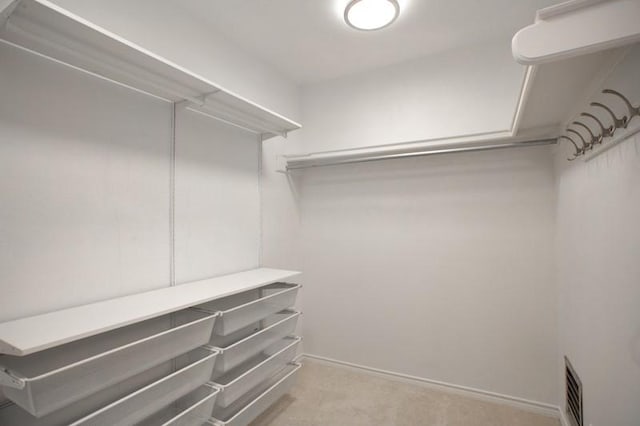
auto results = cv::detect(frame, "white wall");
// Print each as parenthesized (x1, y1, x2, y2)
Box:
(175, 109, 261, 283)
(261, 135, 303, 271)
(51, 0, 301, 122)
(554, 47, 640, 426)
(0, 7, 280, 405)
(555, 133, 640, 426)
(0, 34, 266, 321)
(45, 0, 306, 286)
(296, 146, 558, 404)
(269, 36, 560, 405)
(0, 42, 172, 321)
(297, 39, 524, 154)
(260, 131, 306, 343)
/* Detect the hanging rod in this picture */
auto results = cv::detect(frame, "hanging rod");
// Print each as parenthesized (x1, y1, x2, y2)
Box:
(285, 138, 558, 170)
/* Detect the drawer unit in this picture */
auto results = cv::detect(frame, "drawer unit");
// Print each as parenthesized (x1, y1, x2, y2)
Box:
(0, 268, 301, 426)
(0, 309, 218, 416)
(211, 310, 300, 375)
(214, 336, 301, 408)
(197, 283, 300, 336)
(210, 363, 301, 426)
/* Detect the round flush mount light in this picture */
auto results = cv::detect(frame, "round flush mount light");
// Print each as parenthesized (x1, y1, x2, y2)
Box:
(344, 0, 400, 31)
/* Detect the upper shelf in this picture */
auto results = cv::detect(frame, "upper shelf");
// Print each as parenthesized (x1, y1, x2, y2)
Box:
(0, 268, 301, 356)
(512, 0, 640, 66)
(0, 0, 301, 140)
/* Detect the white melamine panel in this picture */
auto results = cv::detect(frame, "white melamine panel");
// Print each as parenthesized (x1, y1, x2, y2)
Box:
(174, 108, 261, 283)
(298, 147, 558, 404)
(0, 41, 172, 322)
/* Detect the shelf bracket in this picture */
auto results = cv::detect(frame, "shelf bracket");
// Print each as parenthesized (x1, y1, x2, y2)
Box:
(261, 130, 288, 140)
(0, 367, 25, 389)
(190, 90, 222, 107)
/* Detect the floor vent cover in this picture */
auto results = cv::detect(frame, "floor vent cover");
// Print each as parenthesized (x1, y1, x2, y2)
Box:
(565, 356, 583, 426)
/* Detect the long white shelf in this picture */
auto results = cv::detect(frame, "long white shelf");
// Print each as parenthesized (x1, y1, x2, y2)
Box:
(0, 0, 301, 140)
(0, 268, 301, 356)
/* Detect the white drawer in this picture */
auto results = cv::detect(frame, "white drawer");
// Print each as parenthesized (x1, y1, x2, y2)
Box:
(214, 336, 300, 408)
(211, 310, 300, 375)
(211, 363, 301, 426)
(196, 283, 300, 337)
(70, 347, 218, 426)
(0, 309, 218, 417)
(137, 383, 220, 426)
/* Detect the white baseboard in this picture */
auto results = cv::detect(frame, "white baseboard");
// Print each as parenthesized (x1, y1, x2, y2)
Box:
(559, 409, 571, 426)
(301, 353, 562, 420)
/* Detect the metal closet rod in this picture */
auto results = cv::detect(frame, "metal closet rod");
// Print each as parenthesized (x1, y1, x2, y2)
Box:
(286, 138, 558, 170)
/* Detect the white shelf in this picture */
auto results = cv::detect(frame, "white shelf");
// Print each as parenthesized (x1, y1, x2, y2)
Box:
(512, 0, 640, 66)
(0, 268, 301, 356)
(0, 0, 301, 140)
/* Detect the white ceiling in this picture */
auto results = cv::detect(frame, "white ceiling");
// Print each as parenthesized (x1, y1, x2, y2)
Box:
(181, 0, 565, 84)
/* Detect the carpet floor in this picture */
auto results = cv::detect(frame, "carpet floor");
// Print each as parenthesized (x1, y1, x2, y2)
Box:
(250, 360, 561, 426)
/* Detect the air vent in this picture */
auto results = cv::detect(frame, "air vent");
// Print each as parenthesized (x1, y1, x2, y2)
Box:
(565, 356, 583, 426)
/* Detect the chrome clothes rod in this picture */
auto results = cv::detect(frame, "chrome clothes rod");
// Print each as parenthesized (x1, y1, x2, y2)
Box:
(286, 138, 558, 170)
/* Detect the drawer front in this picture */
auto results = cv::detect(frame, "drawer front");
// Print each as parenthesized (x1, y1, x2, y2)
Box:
(137, 384, 220, 426)
(2, 309, 217, 416)
(70, 348, 218, 426)
(212, 363, 301, 426)
(213, 311, 299, 374)
(213, 284, 300, 336)
(215, 336, 300, 408)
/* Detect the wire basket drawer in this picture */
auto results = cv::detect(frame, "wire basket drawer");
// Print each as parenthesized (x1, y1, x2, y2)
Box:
(197, 283, 300, 336)
(214, 336, 300, 408)
(0, 308, 218, 416)
(137, 383, 220, 426)
(211, 363, 301, 426)
(0, 347, 218, 426)
(69, 347, 218, 425)
(211, 310, 300, 375)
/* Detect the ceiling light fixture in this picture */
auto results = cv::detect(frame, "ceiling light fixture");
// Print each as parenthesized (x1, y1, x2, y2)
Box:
(344, 0, 400, 31)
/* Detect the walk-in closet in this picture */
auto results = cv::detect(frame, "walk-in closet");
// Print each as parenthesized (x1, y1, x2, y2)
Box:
(0, 1, 639, 425)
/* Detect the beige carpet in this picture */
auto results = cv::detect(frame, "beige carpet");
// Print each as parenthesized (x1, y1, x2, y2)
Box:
(250, 360, 560, 426)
